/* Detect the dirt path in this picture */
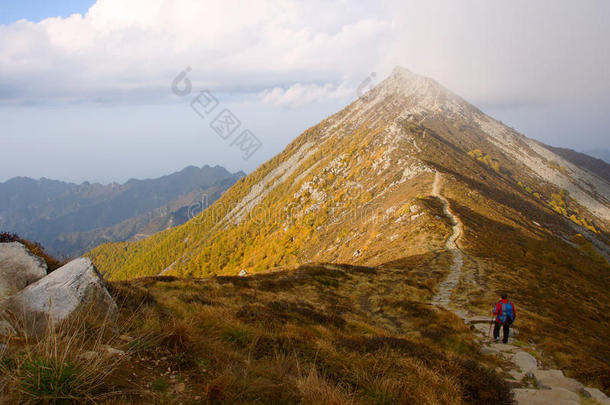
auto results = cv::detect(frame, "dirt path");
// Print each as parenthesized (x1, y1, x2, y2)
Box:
(430, 171, 609, 404)
(431, 172, 464, 314)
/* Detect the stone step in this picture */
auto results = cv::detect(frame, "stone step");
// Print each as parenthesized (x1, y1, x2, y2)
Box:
(513, 387, 580, 405)
(582, 387, 610, 405)
(473, 323, 490, 335)
(489, 342, 520, 352)
(465, 316, 494, 324)
(512, 351, 538, 375)
(533, 369, 583, 393)
(508, 369, 525, 382)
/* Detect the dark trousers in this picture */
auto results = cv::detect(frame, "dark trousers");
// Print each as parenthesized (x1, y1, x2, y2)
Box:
(493, 321, 510, 343)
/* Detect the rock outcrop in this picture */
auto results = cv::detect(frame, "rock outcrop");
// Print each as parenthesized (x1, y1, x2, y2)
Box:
(0, 242, 47, 300)
(5, 257, 116, 334)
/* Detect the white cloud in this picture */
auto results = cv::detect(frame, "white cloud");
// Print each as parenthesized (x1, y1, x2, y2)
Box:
(0, 0, 391, 104)
(260, 81, 353, 107)
(0, 0, 608, 108)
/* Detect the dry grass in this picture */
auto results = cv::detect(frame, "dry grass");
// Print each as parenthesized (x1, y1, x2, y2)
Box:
(1, 246, 513, 403)
(0, 306, 126, 403)
(35, 263, 511, 404)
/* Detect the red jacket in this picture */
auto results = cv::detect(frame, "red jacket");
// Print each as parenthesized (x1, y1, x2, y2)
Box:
(493, 299, 516, 323)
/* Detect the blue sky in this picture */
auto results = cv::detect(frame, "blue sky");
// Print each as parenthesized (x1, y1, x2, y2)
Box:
(0, 1, 94, 24)
(0, 0, 608, 183)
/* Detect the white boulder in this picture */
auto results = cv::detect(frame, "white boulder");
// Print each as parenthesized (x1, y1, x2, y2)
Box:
(7, 258, 116, 334)
(0, 242, 47, 299)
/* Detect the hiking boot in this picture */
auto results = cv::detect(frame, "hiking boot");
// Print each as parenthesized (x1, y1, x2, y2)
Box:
(494, 338, 499, 343)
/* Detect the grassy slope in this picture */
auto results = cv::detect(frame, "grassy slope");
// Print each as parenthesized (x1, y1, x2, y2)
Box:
(1, 263, 512, 404)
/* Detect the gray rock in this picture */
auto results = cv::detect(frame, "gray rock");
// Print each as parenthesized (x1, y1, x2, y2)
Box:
(473, 323, 490, 335)
(238, 269, 248, 277)
(480, 345, 497, 355)
(103, 346, 125, 356)
(513, 387, 579, 405)
(7, 258, 117, 335)
(533, 369, 584, 393)
(508, 369, 525, 381)
(0, 242, 47, 299)
(513, 351, 538, 375)
(490, 342, 520, 352)
(582, 387, 610, 404)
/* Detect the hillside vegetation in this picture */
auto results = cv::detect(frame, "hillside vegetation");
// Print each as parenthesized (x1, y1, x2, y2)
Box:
(1, 263, 512, 404)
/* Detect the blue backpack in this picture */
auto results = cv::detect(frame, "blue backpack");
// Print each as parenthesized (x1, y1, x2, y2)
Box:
(498, 302, 515, 324)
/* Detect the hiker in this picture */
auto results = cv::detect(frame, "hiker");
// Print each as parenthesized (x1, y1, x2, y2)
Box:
(492, 293, 515, 343)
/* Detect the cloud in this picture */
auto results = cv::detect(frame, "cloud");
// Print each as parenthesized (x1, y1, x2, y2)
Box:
(0, 0, 390, 104)
(260, 81, 353, 107)
(0, 0, 608, 108)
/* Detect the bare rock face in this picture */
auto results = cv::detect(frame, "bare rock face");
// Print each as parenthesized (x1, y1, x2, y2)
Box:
(0, 242, 47, 300)
(7, 258, 117, 334)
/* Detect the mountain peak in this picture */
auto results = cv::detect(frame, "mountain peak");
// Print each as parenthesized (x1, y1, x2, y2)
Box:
(385, 66, 440, 93)
(389, 66, 424, 79)
(358, 67, 467, 119)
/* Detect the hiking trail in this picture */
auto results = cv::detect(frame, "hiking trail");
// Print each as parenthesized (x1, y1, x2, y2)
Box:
(430, 171, 610, 405)
(431, 171, 465, 314)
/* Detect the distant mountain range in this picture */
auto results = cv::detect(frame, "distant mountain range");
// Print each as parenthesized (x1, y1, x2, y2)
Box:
(0, 165, 244, 257)
(583, 148, 610, 164)
(544, 146, 610, 182)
